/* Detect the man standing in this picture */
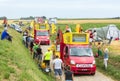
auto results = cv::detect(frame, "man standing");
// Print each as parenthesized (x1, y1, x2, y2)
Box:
(53, 55, 63, 80)
(44, 48, 52, 68)
(93, 30, 97, 45)
(33, 43, 39, 59)
(36, 45, 43, 63)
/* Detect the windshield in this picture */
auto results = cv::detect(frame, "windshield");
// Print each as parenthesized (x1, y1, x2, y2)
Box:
(36, 31, 48, 36)
(70, 47, 93, 57)
(40, 26, 46, 29)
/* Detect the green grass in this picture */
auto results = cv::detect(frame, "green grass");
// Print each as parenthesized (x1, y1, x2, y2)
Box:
(0, 26, 54, 81)
(95, 55, 120, 81)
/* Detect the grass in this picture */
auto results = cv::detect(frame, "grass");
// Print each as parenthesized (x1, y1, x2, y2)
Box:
(0, 26, 54, 81)
(95, 55, 120, 81)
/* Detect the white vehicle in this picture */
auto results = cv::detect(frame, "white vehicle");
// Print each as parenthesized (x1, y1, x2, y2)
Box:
(10, 23, 22, 33)
(48, 18, 57, 25)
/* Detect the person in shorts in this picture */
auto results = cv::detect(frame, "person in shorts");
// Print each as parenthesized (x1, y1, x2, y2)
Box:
(53, 55, 63, 80)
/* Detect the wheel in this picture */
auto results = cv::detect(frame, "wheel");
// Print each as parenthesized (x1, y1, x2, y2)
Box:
(91, 72, 95, 75)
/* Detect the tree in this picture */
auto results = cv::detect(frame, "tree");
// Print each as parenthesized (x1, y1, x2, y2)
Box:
(0, 16, 7, 20)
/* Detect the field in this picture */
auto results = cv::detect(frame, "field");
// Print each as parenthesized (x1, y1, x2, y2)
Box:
(57, 19, 120, 24)
(0, 20, 30, 25)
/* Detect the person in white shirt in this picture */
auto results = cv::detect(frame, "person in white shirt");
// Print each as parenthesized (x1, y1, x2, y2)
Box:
(65, 24, 71, 32)
(93, 30, 97, 45)
(53, 55, 63, 80)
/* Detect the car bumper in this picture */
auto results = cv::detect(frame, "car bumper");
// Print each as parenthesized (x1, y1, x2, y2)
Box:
(35, 39, 50, 45)
(71, 65, 96, 74)
(40, 40, 50, 45)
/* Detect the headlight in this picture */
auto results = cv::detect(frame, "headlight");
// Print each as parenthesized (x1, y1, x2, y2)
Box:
(47, 37, 49, 40)
(93, 60, 96, 64)
(70, 60, 75, 65)
(36, 38, 39, 40)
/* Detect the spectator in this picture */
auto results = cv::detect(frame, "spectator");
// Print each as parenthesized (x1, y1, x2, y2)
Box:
(64, 66, 74, 81)
(29, 39, 34, 54)
(26, 35, 31, 48)
(97, 42, 102, 57)
(104, 47, 109, 69)
(43, 48, 52, 68)
(89, 30, 93, 46)
(36, 44, 43, 63)
(53, 55, 63, 80)
(93, 30, 97, 45)
(23, 29, 28, 36)
(33, 43, 39, 59)
(1, 28, 12, 42)
(65, 24, 71, 32)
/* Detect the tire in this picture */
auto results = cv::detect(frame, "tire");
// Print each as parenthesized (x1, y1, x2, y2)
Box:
(91, 72, 95, 75)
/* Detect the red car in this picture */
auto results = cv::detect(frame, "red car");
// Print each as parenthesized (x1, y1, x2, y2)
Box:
(34, 30, 50, 45)
(63, 44, 96, 75)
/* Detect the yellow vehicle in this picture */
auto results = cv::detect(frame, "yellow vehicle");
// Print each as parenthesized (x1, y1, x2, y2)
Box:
(55, 29, 96, 75)
(63, 32, 89, 44)
(30, 20, 50, 45)
(31, 22, 50, 37)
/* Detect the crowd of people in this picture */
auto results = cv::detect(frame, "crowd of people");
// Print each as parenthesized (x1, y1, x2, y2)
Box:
(21, 28, 74, 81)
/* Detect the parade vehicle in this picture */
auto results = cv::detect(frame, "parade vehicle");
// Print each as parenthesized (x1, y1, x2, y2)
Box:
(29, 17, 50, 45)
(33, 23, 50, 45)
(56, 30, 96, 75)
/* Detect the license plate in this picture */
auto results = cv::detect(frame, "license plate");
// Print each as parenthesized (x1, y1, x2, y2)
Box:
(76, 64, 92, 67)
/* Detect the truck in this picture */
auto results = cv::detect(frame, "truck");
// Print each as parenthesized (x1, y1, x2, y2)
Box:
(48, 18, 57, 25)
(55, 30, 96, 75)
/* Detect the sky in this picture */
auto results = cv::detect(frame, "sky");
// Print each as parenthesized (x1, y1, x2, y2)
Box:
(0, 0, 120, 19)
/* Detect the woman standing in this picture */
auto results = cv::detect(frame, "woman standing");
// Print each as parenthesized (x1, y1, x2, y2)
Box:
(104, 47, 109, 69)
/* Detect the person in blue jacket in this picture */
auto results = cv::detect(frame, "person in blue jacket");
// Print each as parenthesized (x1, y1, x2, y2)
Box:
(1, 28, 12, 42)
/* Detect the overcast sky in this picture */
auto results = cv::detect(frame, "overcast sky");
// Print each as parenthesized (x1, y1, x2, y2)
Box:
(0, 0, 120, 19)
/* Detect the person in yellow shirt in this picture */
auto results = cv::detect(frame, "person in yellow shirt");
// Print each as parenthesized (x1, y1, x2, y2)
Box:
(43, 48, 52, 67)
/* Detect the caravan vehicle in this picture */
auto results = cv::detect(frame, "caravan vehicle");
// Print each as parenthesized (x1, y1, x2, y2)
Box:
(31, 21, 50, 45)
(55, 30, 96, 75)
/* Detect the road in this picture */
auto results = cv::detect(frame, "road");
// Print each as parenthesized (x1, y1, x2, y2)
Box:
(41, 45, 114, 81)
